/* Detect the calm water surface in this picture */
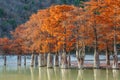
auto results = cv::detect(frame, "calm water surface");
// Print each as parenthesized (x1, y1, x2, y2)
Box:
(0, 66, 120, 80)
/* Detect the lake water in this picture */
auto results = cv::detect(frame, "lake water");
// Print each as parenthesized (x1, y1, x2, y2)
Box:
(0, 55, 120, 80)
(0, 66, 120, 80)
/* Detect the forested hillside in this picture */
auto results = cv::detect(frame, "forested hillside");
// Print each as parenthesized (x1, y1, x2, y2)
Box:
(0, 0, 86, 37)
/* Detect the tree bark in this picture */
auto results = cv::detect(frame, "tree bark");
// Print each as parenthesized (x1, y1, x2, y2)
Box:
(67, 52, 71, 68)
(61, 51, 67, 68)
(24, 55, 26, 66)
(106, 49, 110, 66)
(77, 57, 84, 69)
(93, 33, 100, 68)
(112, 54, 118, 69)
(35, 55, 38, 66)
(4, 55, 7, 66)
(47, 53, 53, 68)
(112, 28, 118, 68)
(94, 51, 100, 68)
(76, 47, 85, 69)
(38, 54, 44, 67)
(54, 53, 59, 67)
(17, 55, 21, 66)
(43, 54, 47, 66)
(31, 53, 35, 67)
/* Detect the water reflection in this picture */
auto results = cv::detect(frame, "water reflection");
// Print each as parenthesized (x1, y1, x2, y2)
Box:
(113, 69, 119, 80)
(54, 68, 60, 80)
(77, 70, 84, 80)
(30, 67, 34, 80)
(61, 69, 68, 80)
(94, 69, 101, 80)
(39, 67, 47, 80)
(0, 66, 120, 80)
(47, 68, 55, 80)
(106, 69, 109, 80)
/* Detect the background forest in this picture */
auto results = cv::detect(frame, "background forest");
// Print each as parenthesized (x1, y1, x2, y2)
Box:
(0, 0, 87, 37)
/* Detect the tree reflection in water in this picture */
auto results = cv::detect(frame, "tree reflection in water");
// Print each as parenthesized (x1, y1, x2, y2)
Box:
(47, 68, 55, 80)
(112, 69, 119, 80)
(30, 67, 34, 80)
(54, 67, 60, 80)
(106, 69, 109, 80)
(77, 69, 84, 80)
(61, 69, 71, 80)
(39, 67, 47, 80)
(94, 69, 101, 80)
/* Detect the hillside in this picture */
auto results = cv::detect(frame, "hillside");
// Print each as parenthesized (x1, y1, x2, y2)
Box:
(0, 0, 86, 37)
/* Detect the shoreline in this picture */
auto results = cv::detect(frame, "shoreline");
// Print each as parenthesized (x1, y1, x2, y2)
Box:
(71, 61, 120, 70)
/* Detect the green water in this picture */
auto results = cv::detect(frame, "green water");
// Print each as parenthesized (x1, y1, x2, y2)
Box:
(0, 66, 120, 80)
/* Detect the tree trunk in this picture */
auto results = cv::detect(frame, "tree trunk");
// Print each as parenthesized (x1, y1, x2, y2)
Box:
(24, 55, 26, 66)
(61, 51, 67, 68)
(112, 29, 118, 68)
(31, 53, 35, 67)
(47, 53, 53, 68)
(35, 55, 38, 66)
(94, 51, 100, 68)
(17, 55, 21, 66)
(38, 54, 44, 67)
(54, 53, 59, 67)
(43, 54, 47, 66)
(106, 49, 110, 66)
(112, 54, 118, 69)
(94, 37, 100, 68)
(67, 52, 71, 68)
(4, 55, 7, 66)
(77, 57, 84, 69)
(76, 48, 84, 69)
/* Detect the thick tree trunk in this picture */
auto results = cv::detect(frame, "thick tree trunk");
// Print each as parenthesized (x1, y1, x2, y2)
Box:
(76, 48, 84, 69)
(31, 53, 35, 67)
(92, 23, 100, 68)
(38, 54, 44, 67)
(94, 51, 100, 68)
(112, 54, 118, 69)
(35, 55, 38, 66)
(4, 55, 7, 66)
(112, 29, 118, 68)
(54, 53, 59, 67)
(43, 54, 47, 66)
(47, 53, 53, 68)
(106, 49, 110, 66)
(61, 51, 67, 68)
(67, 52, 71, 68)
(17, 55, 21, 66)
(24, 55, 26, 66)
(94, 37, 100, 68)
(77, 57, 84, 69)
